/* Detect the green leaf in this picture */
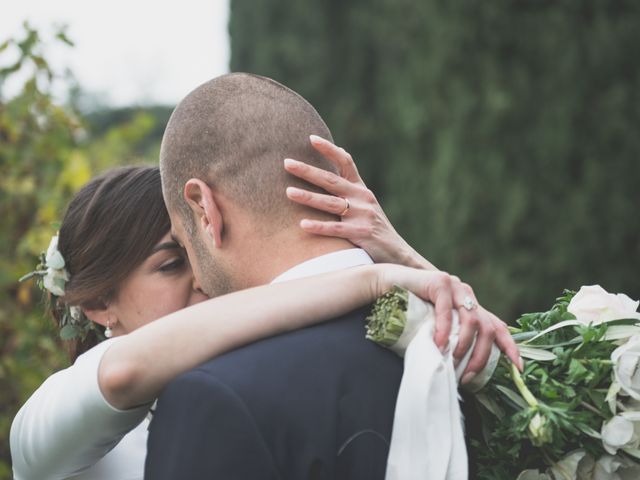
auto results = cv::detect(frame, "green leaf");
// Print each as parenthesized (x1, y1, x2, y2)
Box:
(575, 423, 601, 439)
(622, 447, 640, 460)
(18, 271, 38, 283)
(476, 392, 505, 418)
(522, 320, 583, 344)
(603, 325, 640, 341)
(566, 359, 589, 383)
(496, 385, 529, 410)
(519, 345, 557, 361)
(59, 324, 79, 340)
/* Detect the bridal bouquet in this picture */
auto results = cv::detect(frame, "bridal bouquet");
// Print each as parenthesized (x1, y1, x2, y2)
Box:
(367, 285, 640, 480)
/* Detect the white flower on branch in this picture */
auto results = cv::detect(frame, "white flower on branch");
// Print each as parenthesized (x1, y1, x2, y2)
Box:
(611, 336, 640, 401)
(591, 454, 640, 480)
(600, 414, 640, 455)
(568, 285, 640, 326)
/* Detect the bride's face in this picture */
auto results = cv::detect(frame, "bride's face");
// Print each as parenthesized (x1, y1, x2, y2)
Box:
(107, 232, 208, 334)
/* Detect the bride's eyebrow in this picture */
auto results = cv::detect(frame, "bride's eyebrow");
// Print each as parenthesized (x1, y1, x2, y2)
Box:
(149, 241, 181, 254)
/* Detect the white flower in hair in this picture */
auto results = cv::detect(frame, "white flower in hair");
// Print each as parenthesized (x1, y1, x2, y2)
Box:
(69, 306, 82, 321)
(42, 235, 69, 296)
(45, 235, 65, 270)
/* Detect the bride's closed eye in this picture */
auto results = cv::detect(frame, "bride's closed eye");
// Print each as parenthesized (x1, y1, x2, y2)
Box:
(158, 256, 187, 273)
(146, 239, 190, 275)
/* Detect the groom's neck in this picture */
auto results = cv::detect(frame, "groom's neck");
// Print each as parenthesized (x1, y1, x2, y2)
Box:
(238, 232, 355, 288)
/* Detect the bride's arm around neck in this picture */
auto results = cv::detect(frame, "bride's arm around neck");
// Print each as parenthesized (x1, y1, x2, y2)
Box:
(11, 262, 453, 479)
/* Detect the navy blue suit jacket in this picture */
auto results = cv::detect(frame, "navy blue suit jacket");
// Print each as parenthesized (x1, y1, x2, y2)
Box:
(145, 308, 403, 479)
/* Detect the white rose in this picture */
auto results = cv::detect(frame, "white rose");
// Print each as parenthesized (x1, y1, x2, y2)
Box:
(592, 454, 640, 480)
(42, 266, 69, 297)
(611, 336, 640, 401)
(568, 285, 640, 326)
(45, 234, 65, 270)
(601, 414, 640, 455)
(549, 449, 588, 479)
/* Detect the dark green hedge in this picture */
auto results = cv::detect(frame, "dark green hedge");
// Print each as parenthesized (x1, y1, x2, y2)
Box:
(230, 0, 640, 318)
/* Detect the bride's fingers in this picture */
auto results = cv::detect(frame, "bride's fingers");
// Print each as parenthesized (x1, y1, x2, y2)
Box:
(309, 135, 363, 183)
(284, 158, 354, 197)
(452, 282, 479, 361)
(298, 219, 371, 240)
(461, 327, 495, 382)
(287, 187, 351, 216)
(429, 273, 454, 351)
(453, 308, 477, 363)
(492, 315, 523, 371)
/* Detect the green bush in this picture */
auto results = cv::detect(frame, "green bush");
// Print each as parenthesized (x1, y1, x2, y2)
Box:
(230, 0, 640, 318)
(0, 24, 164, 477)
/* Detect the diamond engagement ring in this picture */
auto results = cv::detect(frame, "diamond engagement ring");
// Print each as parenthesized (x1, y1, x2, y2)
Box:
(462, 295, 477, 311)
(339, 197, 350, 216)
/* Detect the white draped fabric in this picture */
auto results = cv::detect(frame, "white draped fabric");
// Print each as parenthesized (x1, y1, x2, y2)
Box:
(385, 292, 499, 480)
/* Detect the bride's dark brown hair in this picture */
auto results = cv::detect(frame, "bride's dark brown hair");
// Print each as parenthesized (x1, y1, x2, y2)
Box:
(54, 166, 171, 361)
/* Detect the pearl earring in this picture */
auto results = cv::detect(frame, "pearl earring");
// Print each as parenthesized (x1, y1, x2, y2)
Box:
(105, 320, 113, 338)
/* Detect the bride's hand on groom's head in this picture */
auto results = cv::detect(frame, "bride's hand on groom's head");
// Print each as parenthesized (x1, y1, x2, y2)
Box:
(284, 136, 414, 265)
(285, 138, 522, 376)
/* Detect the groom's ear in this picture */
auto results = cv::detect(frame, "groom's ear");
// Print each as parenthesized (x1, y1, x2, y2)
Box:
(183, 178, 223, 248)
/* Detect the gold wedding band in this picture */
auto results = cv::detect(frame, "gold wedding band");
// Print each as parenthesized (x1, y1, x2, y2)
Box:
(339, 197, 350, 216)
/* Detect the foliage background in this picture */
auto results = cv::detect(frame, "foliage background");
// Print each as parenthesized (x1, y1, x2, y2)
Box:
(231, 0, 640, 316)
(2, 1, 640, 476)
(0, 25, 172, 476)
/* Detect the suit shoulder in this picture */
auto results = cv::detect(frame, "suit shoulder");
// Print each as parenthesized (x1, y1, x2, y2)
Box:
(199, 311, 393, 369)
(189, 312, 402, 397)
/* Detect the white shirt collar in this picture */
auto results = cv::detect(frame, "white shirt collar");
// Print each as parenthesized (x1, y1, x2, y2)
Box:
(270, 248, 373, 284)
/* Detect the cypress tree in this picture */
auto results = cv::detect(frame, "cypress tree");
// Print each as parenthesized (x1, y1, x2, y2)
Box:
(230, 1, 640, 318)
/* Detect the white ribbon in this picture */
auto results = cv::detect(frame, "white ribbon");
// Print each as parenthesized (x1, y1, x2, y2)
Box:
(385, 292, 499, 480)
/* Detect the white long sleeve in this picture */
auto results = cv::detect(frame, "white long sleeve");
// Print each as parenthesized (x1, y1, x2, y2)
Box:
(10, 338, 151, 480)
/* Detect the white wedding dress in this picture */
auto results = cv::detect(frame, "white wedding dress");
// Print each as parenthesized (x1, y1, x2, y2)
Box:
(10, 338, 151, 480)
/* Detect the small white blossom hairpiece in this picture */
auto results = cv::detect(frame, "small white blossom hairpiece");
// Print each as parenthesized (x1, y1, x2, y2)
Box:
(20, 234, 69, 294)
(20, 233, 102, 341)
(42, 234, 69, 296)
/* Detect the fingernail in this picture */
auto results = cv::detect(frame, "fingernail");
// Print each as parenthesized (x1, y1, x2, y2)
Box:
(284, 158, 298, 167)
(461, 372, 476, 385)
(286, 186, 302, 197)
(300, 219, 313, 228)
(309, 134, 324, 143)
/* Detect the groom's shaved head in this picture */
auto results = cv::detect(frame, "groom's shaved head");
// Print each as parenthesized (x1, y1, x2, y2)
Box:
(160, 73, 336, 232)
